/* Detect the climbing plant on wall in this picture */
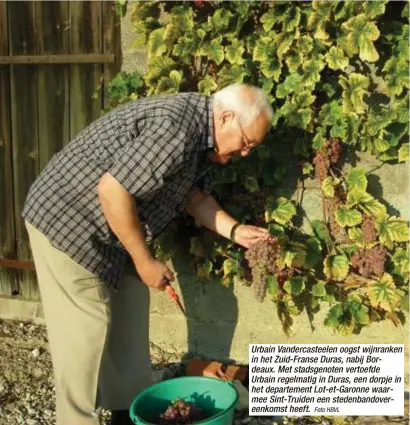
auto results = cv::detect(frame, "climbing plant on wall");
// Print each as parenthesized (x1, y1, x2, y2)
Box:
(108, 0, 409, 336)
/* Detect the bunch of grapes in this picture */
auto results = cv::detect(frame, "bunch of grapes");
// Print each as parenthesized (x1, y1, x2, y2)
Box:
(245, 239, 280, 302)
(158, 399, 206, 425)
(361, 215, 377, 243)
(313, 150, 330, 182)
(313, 138, 343, 182)
(327, 138, 343, 164)
(351, 245, 387, 278)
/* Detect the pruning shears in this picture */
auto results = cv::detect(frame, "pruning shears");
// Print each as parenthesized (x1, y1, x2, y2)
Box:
(163, 278, 186, 316)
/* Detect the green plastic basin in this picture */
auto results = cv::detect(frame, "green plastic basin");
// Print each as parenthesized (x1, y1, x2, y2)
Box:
(129, 376, 239, 425)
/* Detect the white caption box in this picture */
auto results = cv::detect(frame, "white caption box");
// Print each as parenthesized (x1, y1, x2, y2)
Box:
(249, 344, 404, 416)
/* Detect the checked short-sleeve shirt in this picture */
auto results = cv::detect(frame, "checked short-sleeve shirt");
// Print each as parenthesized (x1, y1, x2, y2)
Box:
(23, 93, 215, 290)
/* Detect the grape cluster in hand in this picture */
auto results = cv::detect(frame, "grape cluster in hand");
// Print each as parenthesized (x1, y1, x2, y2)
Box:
(245, 239, 280, 302)
(159, 399, 206, 425)
(351, 245, 386, 278)
(361, 215, 377, 243)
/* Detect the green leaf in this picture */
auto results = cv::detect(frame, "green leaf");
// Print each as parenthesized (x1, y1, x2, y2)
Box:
(374, 138, 391, 153)
(172, 5, 195, 33)
(197, 261, 213, 279)
(265, 196, 296, 225)
(305, 237, 323, 268)
(155, 70, 183, 95)
(218, 64, 248, 87)
(260, 12, 279, 32)
(259, 77, 274, 97)
(312, 219, 332, 244)
(363, 1, 387, 19)
(319, 100, 344, 127)
(347, 191, 386, 218)
(299, 35, 314, 53)
(283, 6, 301, 33)
(346, 168, 367, 193)
(376, 216, 410, 249)
(324, 304, 344, 328)
(303, 162, 314, 175)
(348, 228, 365, 245)
(147, 28, 166, 58)
(285, 51, 303, 72)
(276, 32, 295, 59)
(367, 273, 399, 312)
(225, 40, 245, 65)
(383, 58, 409, 97)
(253, 36, 276, 62)
(207, 8, 233, 32)
(284, 276, 305, 296)
(268, 224, 286, 239)
(313, 130, 326, 150)
(198, 75, 218, 95)
(302, 55, 325, 87)
(200, 38, 224, 65)
(243, 175, 259, 193)
(312, 281, 327, 297)
(294, 92, 316, 108)
(398, 144, 409, 162)
(307, 1, 333, 40)
(346, 114, 362, 144)
(378, 148, 398, 162)
(335, 206, 363, 227)
(391, 247, 409, 281)
(367, 109, 397, 136)
(340, 14, 380, 62)
(322, 176, 337, 198)
(267, 275, 280, 299)
(276, 73, 303, 98)
(260, 58, 282, 82)
(339, 73, 369, 115)
(145, 57, 175, 85)
(326, 46, 349, 70)
(347, 299, 370, 325)
(324, 255, 349, 281)
(223, 259, 238, 278)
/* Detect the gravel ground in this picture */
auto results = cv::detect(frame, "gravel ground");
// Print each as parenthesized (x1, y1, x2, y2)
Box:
(0, 319, 408, 425)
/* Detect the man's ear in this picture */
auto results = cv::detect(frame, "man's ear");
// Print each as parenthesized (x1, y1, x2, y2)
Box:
(221, 110, 235, 125)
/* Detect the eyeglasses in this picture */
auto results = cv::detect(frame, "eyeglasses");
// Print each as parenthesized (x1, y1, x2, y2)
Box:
(237, 119, 257, 154)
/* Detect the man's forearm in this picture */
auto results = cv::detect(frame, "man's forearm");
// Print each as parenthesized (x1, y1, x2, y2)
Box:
(97, 172, 152, 264)
(185, 190, 238, 240)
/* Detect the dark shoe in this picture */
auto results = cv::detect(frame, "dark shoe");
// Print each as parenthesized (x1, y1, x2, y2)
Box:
(110, 410, 134, 425)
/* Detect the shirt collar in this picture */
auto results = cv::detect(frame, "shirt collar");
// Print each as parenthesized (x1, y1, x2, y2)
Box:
(206, 95, 214, 150)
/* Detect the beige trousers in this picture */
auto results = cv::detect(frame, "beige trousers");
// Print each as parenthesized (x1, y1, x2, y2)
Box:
(26, 222, 153, 425)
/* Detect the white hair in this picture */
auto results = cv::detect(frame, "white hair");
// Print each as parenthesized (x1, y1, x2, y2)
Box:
(212, 83, 273, 127)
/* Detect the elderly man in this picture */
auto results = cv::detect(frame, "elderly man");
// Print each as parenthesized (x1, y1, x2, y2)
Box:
(23, 83, 273, 425)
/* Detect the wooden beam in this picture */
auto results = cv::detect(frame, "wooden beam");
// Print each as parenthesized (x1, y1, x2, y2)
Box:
(0, 259, 35, 271)
(0, 54, 115, 65)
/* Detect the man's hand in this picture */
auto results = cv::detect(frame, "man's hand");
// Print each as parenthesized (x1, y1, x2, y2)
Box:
(135, 257, 174, 291)
(232, 224, 272, 249)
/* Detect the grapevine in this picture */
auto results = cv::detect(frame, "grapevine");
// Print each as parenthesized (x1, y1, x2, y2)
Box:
(107, 1, 409, 335)
(245, 239, 280, 302)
